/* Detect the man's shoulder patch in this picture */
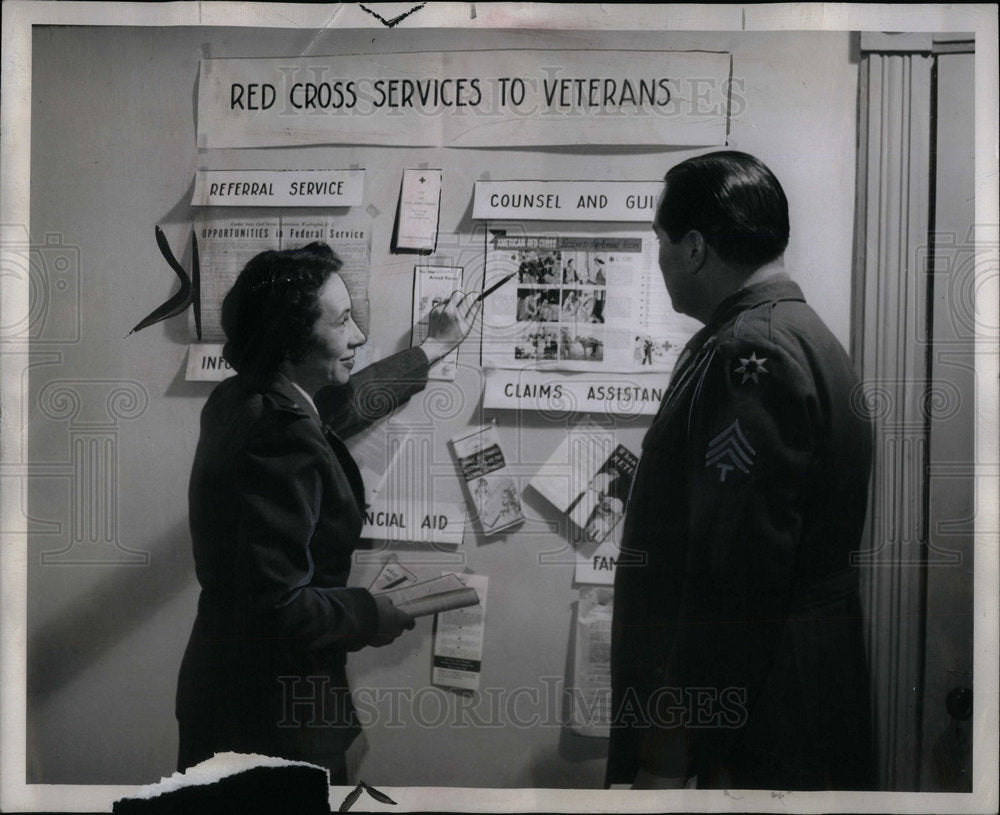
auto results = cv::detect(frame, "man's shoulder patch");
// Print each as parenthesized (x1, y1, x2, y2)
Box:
(733, 350, 769, 385)
(705, 419, 757, 483)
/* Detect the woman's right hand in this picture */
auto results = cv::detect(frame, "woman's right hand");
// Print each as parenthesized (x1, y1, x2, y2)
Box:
(371, 594, 416, 647)
(420, 290, 482, 365)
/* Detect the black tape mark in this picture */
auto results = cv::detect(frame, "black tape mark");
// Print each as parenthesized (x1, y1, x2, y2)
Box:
(338, 783, 364, 812)
(361, 781, 398, 805)
(338, 780, 398, 811)
(357, 3, 426, 28)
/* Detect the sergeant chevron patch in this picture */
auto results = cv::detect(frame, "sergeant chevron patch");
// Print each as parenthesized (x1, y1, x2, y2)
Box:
(705, 419, 757, 482)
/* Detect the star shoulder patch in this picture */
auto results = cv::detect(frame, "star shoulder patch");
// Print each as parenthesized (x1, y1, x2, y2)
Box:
(705, 419, 757, 483)
(733, 351, 769, 384)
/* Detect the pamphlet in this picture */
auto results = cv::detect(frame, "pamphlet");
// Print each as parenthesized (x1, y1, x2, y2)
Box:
(432, 573, 489, 691)
(568, 444, 638, 544)
(529, 426, 638, 544)
(378, 573, 480, 618)
(450, 424, 524, 535)
(394, 168, 442, 252)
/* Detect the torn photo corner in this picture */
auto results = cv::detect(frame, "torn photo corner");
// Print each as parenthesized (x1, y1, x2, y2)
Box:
(111, 753, 332, 815)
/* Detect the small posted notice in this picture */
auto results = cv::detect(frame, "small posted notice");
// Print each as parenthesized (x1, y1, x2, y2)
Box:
(411, 265, 464, 380)
(570, 587, 614, 738)
(574, 523, 622, 586)
(451, 424, 524, 536)
(432, 573, 488, 691)
(394, 168, 442, 252)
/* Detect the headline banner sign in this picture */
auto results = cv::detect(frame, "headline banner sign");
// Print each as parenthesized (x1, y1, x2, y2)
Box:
(191, 169, 365, 207)
(483, 369, 667, 416)
(198, 50, 731, 149)
(473, 180, 663, 222)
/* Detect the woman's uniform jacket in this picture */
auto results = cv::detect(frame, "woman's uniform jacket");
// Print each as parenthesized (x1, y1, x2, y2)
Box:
(176, 347, 429, 768)
(606, 276, 875, 790)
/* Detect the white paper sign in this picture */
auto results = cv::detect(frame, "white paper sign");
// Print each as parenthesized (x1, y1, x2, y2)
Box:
(574, 524, 622, 586)
(186, 343, 234, 382)
(483, 369, 668, 416)
(191, 169, 365, 207)
(361, 498, 467, 547)
(474, 181, 663, 222)
(197, 50, 731, 148)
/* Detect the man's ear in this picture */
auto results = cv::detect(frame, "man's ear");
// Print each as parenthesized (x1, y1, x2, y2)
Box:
(682, 230, 707, 273)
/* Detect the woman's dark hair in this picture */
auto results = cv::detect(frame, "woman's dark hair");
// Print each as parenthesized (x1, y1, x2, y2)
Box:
(655, 151, 790, 270)
(221, 242, 342, 377)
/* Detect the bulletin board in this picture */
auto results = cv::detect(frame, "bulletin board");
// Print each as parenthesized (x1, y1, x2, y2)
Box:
(139, 34, 732, 788)
(13, 11, 901, 810)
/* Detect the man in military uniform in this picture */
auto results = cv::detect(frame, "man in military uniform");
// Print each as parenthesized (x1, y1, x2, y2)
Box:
(606, 152, 874, 790)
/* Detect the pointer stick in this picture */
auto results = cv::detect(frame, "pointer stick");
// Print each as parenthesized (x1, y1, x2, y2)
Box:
(476, 271, 517, 302)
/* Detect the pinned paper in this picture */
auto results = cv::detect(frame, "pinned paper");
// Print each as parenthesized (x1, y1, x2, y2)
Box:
(392, 169, 442, 253)
(451, 424, 524, 535)
(570, 587, 613, 737)
(368, 554, 419, 593)
(411, 265, 464, 380)
(186, 343, 233, 381)
(574, 522, 622, 586)
(191, 169, 365, 207)
(432, 573, 488, 691)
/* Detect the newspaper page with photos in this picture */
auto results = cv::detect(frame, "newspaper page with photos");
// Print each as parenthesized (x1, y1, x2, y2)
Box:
(481, 230, 700, 374)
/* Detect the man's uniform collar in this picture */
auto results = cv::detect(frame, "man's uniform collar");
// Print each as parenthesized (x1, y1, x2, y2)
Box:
(704, 273, 806, 333)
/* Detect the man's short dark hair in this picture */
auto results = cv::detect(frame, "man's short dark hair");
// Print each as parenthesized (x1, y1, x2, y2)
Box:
(221, 242, 342, 378)
(656, 151, 790, 270)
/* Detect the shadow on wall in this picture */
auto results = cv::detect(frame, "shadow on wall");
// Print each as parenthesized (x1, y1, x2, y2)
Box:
(529, 595, 609, 789)
(27, 519, 195, 703)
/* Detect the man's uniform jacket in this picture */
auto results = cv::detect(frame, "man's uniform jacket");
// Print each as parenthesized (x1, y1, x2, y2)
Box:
(606, 276, 875, 790)
(176, 348, 429, 770)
